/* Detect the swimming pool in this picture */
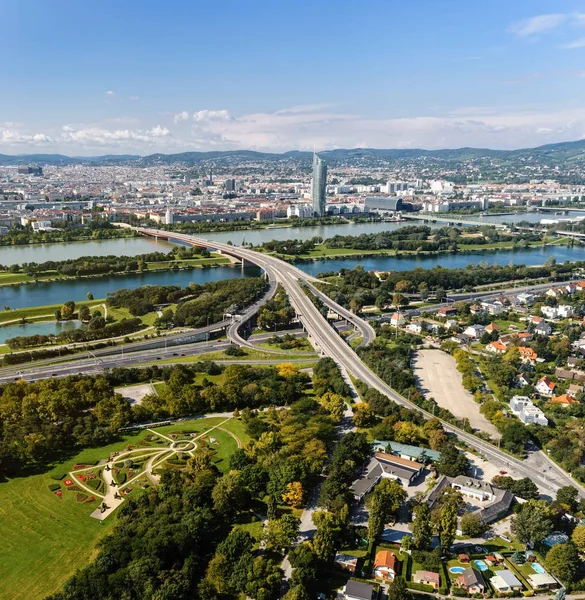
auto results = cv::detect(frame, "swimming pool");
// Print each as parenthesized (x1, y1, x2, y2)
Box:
(474, 560, 488, 571)
(450, 567, 465, 574)
(532, 563, 546, 574)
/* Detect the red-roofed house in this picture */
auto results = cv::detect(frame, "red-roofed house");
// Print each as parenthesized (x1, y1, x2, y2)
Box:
(550, 393, 578, 407)
(536, 376, 556, 397)
(518, 346, 538, 365)
(374, 551, 398, 581)
(486, 341, 507, 355)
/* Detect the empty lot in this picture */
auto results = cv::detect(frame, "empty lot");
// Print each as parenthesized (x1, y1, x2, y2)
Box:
(412, 349, 500, 437)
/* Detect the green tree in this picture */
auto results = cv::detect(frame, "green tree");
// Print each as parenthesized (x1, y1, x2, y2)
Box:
(572, 524, 585, 552)
(86, 292, 94, 300)
(436, 443, 469, 477)
(54, 308, 62, 321)
(556, 485, 579, 512)
(388, 575, 411, 600)
(61, 300, 75, 320)
(319, 391, 346, 420)
(438, 498, 458, 553)
(545, 543, 580, 584)
(211, 470, 247, 516)
(312, 510, 339, 561)
(78, 305, 91, 322)
(511, 499, 553, 545)
(367, 479, 407, 542)
(264, 514, 300, 550)
(460, 513, 487, 537)
(245, 557, 281, 600)
(413, 503, 433, 550)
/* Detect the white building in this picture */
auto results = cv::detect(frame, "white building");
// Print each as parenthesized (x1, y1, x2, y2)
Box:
(509, 396, 548, 426)
(463, 324, 485, 339)
(286, 204, 313, 219)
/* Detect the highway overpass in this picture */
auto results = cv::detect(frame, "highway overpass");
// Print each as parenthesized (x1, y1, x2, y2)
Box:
(137, 227, 585, 497)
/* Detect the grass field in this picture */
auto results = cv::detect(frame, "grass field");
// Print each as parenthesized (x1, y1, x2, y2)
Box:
(150, 347, 318, 365)
(0, 416, 247, 599)
(0, 470, 114, 600)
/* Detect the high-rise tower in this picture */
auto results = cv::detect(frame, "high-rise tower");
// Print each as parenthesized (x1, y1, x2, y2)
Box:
(311, 152, 327, 217)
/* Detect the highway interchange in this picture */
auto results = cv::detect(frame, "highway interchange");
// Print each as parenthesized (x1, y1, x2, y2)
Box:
(136, 227, 585, 497)
(4, 225, 583, 498)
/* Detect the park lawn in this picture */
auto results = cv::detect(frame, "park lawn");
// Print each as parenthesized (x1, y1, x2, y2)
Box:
(349, 336, 363, 348)
(145, 254, 231, 270)
(0, 270, 70, 286)
(0, 299, 105, 325)
(233, 517, 265, 543)
(0, 471, 115, 600)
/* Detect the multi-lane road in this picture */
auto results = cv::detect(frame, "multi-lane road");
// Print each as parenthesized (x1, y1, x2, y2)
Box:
(136, 227, 585, 497)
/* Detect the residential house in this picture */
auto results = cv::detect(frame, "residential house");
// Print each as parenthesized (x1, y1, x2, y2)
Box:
(350, 452, 424, 500)
(526, 573, 559, 590)
(516, 331, 534, 343)
(541, 306, 559, 319)
(529, 316, 544, 326)
(426, 476, 513, 526)
(463, 324, 485, 339)
(558, 304, 575, 318)
(536, 376, 556, 397)
(481, 302, 504, 316)
(568, 383, 583, 396)
(344, 580, 375, 600)
(486, 341, 507, 355)
(517, 293, 534, 304)
(509, 396, 548, 426)
(437, 306, 457, 317)
(490, 570, 523, 593)
(566, 283, 578, 295)
(555, 368, 585, 383)
(567, 357, 580, 368)
(413, 571, 440, 590)
(535, 321, 552, 336)
(518, 346, 538, 365)
(459, 568, 486, 594)
(406, 322, 424, 335)
(334, 553, 358, 573)
(485, 322, 500, 334)
(576, 281, 585, 292)
(546, 287, 567, 298)
(516, 373, 531, 387)
(550, 393, 578, 407)
(370, 441, 441, 464)
(390, 312, 406, 328)
(373, 551, 398, 581)
(451, 476, 496, 502)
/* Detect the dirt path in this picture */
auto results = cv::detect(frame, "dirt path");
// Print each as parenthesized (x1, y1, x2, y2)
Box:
(412, 349, 500, 438)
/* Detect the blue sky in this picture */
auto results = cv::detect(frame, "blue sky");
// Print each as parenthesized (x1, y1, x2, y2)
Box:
(3, 0, 585, 154)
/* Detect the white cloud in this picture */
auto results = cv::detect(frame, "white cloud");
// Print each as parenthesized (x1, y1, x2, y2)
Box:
(5, 105, 585, 154)
(128, 95, 140, 101)
(173, 110, 190, 123)
(193, 109, 231, 122)
(561, 37, 585, 48)
(509, 13, 567, 37)
(105, 90, 115, 95)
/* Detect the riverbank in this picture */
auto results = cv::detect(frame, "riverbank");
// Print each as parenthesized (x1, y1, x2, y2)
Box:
(0, 254, 232, 288)
(261, 237, 572, 264)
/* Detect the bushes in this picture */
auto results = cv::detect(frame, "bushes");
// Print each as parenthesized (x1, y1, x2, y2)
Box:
(406, 582, 436, 593)
(50, 473, 67, 481)
(48, 483, 61, 492)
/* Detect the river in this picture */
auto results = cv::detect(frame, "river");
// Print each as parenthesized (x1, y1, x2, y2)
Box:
(0, 320, 83, 344)
(0, 217, 583, 310)
(0, 266, 261, 310)
(0, 210, 572, 265)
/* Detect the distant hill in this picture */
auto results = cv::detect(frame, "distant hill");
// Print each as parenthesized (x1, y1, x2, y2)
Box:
(2, 139, 585, 167)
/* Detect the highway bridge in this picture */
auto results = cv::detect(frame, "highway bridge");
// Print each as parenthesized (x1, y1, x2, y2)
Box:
(137, 227, 585, 497)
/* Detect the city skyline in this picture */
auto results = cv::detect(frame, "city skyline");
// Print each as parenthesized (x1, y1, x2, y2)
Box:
(4, 0, 585, 154)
